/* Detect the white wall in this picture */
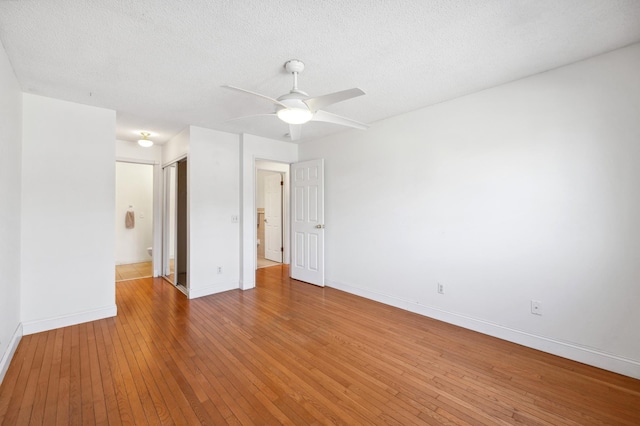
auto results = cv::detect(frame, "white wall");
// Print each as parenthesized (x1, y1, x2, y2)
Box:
(115, 162, 154, 264)
(188, 126, 240, 298)
(0, 40, 22, 384)
(299, 43, 640, 378)
(163, 127, 189, 165)
(21, 94, 117, 334)
(240, 134, 298, 289)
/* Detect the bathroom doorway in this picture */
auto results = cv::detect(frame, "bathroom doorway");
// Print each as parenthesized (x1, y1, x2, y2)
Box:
(115, 161, 154, 281)
(162, 158, 188, 292)
(255, 160, 289, 269)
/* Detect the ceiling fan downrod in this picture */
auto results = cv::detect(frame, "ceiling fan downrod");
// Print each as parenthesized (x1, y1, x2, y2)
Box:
(284, 59, 305, 95)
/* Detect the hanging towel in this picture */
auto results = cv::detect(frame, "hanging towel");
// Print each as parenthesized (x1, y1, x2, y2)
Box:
(125, 211, 135, 229)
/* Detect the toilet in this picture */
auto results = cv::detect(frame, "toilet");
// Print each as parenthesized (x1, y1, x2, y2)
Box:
(147, 247, 152, 257)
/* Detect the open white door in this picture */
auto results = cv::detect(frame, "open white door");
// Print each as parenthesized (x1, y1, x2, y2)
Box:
(290, 159, 324, 286)
(264, 173, 283, 262)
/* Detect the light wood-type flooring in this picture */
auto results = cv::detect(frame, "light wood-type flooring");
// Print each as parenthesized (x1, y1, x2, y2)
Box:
(257, 256, 281, 269)
(1, 265, 639, 424)
(115, 261, 152, 281)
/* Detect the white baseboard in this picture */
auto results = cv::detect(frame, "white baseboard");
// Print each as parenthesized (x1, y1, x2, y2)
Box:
(115, 258, 151, 265)
(0, 323, 23, 385)
(188, 281, 239, 299)
(22, 305, 118, 336)
(327, 279, 640, 379)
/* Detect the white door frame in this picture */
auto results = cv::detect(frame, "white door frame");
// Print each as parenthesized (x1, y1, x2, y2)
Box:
(161, 156, 189, 294)
(161, 163, 177, 280)
(239, 135, 298, 290)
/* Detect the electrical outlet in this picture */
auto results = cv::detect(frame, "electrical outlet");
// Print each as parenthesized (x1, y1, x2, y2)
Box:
(531, 300, 542, 315)
(437, 282, 445, 294)
(217, 266, 222, 274)
(231, 215, 239, 223)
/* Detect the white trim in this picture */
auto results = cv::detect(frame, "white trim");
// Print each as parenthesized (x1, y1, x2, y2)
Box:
(0, 323, 23, 385)
(239, 135, 298, 289)
(244, 156, 293, 281)
(188, 282, 239, 299)
(22, 305, 117, 336)
(116, 156, 159, 165)
(162, 154, 188, 169)
(327, 279, 640, 379)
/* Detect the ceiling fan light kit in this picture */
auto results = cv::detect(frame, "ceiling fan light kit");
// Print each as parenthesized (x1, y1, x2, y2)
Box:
(137, 132, 154, 147)
(223, 59, 368, 141)
(276, 107, 313, 124)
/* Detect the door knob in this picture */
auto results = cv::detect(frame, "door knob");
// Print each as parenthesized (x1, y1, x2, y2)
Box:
(315, 224, 325, 229)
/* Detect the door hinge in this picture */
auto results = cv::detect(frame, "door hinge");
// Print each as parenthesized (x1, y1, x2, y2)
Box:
(280, 181, 283, 186)
(281, 247, 284, 252)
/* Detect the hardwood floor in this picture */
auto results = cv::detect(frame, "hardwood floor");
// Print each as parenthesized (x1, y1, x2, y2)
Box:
(1, 265, 639, 425)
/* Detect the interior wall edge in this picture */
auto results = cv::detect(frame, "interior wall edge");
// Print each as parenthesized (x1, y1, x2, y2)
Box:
(21, 305, 117, 336)
(327, 279, 640, 379)
(0, 323, 22, 386)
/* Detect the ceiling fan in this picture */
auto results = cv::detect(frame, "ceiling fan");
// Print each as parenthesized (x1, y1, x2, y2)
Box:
(223, 59, 368, 141)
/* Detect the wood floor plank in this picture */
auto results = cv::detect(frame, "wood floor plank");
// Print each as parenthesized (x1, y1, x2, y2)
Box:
(67, 324, 82, 424)
(79, 323, 97, 425)
(92, 321, 122, 426)
(28, 330, 57, 425)
(3, 333, 38, 425)
(40, 328, 64, 425)
(1, 265, 639, 424)
(54, 327, 71, 426)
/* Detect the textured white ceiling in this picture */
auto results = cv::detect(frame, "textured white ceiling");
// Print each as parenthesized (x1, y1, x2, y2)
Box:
(1, 1, 639, 144)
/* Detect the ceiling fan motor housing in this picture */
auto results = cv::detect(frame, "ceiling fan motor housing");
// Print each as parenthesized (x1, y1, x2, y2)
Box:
(276, 91, 309, 110)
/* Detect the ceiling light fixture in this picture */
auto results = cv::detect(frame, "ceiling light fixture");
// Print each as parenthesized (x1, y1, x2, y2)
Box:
(222, 59, 367, 141)
(137, 132, 153, 148)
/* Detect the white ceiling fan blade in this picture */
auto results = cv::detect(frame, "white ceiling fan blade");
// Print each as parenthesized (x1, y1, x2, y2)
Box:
(303, 88, 365, 112)
(288, 124, 302, 141)
(222, 85, 288, 108)
(223, 112, 276, 123)
(311, 110, 369, 130)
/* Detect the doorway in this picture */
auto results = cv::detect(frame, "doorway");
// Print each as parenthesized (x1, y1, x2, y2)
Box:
(162, 158, 188, 291)
(255, 161, 289, 269)
(115, 161, 154, 281)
